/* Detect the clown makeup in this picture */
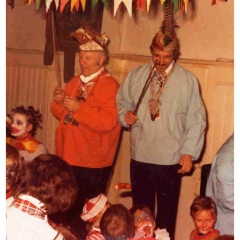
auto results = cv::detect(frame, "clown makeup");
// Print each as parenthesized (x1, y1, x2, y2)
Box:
(11, 113, 31, 138)
(134, 210, 155, 238)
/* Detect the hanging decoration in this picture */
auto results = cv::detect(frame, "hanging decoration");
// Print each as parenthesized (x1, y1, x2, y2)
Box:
(114, 0, 132, 17)
(12, 0, 229, 13)
(13, 0, 196, 16)
(211, 0, 228, 6)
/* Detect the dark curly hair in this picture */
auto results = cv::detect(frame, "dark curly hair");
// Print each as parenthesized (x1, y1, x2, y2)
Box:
(11, 106, 42, 136)
(12, 154, 78, 215)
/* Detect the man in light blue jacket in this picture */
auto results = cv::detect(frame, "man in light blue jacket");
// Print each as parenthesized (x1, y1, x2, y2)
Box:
(116, 20, 207, 240)
(206, 134, 234, 235)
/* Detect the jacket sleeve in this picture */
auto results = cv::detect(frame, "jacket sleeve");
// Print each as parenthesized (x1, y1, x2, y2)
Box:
(50, 101, 66, 120)
(180, 73, 207, 160)
(214, 152, 234, 212)
(72, 77, 120, 133)
(116, 71, 138, 128)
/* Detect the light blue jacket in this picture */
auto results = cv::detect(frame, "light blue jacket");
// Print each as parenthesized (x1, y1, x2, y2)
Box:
(206, 134, 234, 235)
(116, 63, 206, 165)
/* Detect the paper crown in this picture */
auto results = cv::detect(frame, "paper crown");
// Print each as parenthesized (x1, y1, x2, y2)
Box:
(151, 0, 178, 52)
(80, 193, 108, 222)
(150, 19, 178, 52)
(71, 25, 109, 52)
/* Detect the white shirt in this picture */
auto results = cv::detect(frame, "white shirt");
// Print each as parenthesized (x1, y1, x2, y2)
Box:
(80, 67, 104, 83)
(6, 195, 64, 240)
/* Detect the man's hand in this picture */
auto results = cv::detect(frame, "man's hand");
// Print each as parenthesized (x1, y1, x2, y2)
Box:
(124, 111, 138, 125)
(178, 154, 193, 174)
(53, 86, 65, 104)
(64, 95, 80, 112)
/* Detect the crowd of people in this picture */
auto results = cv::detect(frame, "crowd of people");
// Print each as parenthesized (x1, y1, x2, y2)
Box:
(6, 21, 234, 240)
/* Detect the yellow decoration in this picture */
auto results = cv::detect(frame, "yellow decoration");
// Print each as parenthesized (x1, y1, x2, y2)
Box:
(80, 0, 86, 11)
(183, 0, 188, 13)
(160, 0, 165, 5)
(71, 0, 77, 11)
(147, 0, 152, 13)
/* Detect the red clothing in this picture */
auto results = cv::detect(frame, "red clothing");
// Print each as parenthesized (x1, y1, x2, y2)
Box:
(190, 229, 220, 240)
(86, 228, 104, 240)
(51, 70, 121, 168)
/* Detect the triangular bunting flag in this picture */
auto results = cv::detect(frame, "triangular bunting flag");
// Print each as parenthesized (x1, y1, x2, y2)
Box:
(60, 0, 68, 13)
(172, 0, 178, 13)
(101, 0, 109, 10)
(114, 0, 132, 17)
(80, 0, 86, 11)
(54, 0, 59, 10)
(183, 0, 188, 13)
(46, 0, 53, 12)
(36, 0, 41, 9)
(137, 0, 146, 12)
(211, 0, 217, 5)
(70, 0, 77, 11)
(92, 0, 98, 12)
(160, 0, 165, 6)
(146, 0, 152, 13)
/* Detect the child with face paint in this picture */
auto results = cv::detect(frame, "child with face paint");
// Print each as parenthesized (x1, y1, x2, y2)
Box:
(129, 204, 170, 240)
(6, 106, 48, 163)
(129, 204, 156, 239)
(190, 196, 220, 240)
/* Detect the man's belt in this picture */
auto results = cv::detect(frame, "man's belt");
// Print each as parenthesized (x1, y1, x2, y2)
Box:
(64, 113, 79, 126)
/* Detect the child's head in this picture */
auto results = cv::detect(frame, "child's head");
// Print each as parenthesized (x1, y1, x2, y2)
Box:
(100, 204, 135, 240)
(10, 106, 42, 138)
(81, 193, 109, 228)
(129, 204, 156, 238)
(190, 196, 217, 235)
(6, 143, 24, 193)
(12, 154, 78, 215)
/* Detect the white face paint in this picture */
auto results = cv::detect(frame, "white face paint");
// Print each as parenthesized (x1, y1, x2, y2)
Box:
(11, 113, 29, 138)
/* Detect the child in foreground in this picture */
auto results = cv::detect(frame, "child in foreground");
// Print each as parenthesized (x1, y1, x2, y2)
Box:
(190, 196, 220, 240)
(81, 193, 110, 240)
(129, 204, 170, 240)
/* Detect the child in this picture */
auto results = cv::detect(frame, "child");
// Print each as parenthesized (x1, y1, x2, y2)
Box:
(190, 196, 220, 240)
(81, 193, 110, 240)
(6, 143, 24, 206)
(6, 153, 78, 240)
(6, 105, 48, 163)
(129, 204, 170, 240)
(100, 203, 135, 240)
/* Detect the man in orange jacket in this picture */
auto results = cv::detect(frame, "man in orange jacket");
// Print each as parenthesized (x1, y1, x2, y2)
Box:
(50, 25, 121, 229)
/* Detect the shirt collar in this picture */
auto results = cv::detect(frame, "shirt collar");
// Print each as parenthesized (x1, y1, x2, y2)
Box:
(80, 67, 104, 84)
(19, 194, 45, 210)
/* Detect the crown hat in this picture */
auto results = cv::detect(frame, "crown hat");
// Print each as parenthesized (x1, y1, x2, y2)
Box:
(80, 193, 108, 222)
(71, 25, 109, 52)
(151, 0, 179, 52)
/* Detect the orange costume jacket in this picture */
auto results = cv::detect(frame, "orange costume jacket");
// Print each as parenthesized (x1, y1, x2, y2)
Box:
(50, 70, 121, 168)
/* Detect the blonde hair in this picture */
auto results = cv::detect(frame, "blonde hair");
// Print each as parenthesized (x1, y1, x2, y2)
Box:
(190, 196, 217, 219)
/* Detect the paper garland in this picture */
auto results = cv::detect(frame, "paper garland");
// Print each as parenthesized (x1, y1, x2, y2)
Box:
(18, 0, 229, 15)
